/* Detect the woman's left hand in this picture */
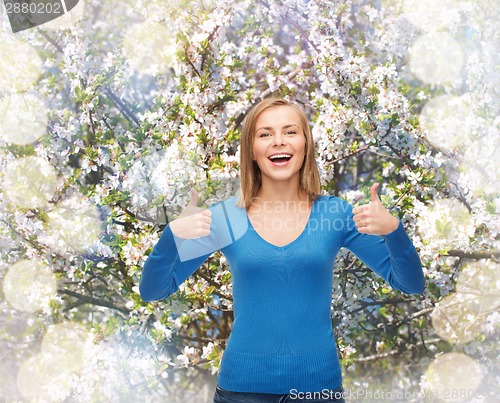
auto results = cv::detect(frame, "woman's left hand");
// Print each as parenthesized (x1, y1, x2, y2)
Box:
(352, 183, 399, 236)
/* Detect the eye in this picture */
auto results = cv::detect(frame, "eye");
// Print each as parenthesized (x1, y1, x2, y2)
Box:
(285, 131, 297, 135)
(259, 133, 270, 138)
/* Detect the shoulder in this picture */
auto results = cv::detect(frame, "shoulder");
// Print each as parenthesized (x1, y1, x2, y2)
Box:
(209, 194, 240, 210)
(316, 194, 353, 215)
(312, 195, 355, 236)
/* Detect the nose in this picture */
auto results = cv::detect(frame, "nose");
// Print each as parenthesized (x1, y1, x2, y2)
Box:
(272, 132, 286, 147)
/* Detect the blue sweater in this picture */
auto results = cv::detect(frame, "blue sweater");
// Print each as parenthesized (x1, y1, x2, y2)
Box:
(139, 195, 425, 394)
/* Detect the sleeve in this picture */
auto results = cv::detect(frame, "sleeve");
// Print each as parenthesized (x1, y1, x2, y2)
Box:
(139, 200, 234, 302)
(338, 197, 425, 295)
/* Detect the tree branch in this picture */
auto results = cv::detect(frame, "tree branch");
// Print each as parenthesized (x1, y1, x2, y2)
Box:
(446, 249, 500, 260)
(58, 288, 130, 315)
(175, 334, 227, 343)
(355, 337, 441, 362)
(325, 145, 369, 166)
(38, 29, 64, 53)
(347, 298, 410, 315)
(281, 12, 320, 54)
(104, 87, 140, 127)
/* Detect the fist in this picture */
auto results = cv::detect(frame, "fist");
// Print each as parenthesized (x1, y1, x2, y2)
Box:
(352, 183, 399, 236)
(169, 188, 212, 239)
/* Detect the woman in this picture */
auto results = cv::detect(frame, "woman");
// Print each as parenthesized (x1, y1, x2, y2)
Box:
(139, 98, 425, 403)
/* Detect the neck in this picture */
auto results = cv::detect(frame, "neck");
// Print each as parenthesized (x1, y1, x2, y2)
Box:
(252, 176, 310, 209)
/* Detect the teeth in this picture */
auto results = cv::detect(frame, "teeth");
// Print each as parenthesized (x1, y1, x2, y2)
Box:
(269, 154, 292, 160)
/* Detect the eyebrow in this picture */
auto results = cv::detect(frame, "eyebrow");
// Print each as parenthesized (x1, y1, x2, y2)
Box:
(256, 124, 300, 132)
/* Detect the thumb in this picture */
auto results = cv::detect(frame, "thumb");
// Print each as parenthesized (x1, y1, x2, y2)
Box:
(186, 188, 198, 208)
(370, 183, 380, 203)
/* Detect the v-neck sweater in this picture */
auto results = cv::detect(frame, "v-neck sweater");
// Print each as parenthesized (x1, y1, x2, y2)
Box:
(139, 195, 425, 394)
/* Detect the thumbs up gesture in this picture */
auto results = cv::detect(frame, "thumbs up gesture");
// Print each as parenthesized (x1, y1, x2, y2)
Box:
(352, 183, 399, 236)
(169, 188, 212, 239)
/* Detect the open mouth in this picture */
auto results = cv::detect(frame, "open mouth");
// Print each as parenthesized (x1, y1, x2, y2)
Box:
(268, 154, 293, 166)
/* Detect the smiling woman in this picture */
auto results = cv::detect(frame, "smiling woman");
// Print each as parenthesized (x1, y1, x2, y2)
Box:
(139, 97, 425, 403)
(237, 98, 321, 211)
(253, 106, 306, 188)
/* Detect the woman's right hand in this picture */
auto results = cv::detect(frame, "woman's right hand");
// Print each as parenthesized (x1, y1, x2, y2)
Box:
(169, 188, 212, 239)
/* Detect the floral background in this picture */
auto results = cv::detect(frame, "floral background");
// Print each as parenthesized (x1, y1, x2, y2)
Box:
(0, 0, 498, 402)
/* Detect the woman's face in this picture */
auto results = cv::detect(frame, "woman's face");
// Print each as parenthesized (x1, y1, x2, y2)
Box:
(252, 105, 306, 185)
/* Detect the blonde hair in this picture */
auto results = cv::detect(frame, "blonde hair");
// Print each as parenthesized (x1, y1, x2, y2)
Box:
(235, 98, 321, 209)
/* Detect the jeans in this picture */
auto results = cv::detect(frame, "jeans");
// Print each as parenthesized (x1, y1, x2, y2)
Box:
(213, 385, 346, 403)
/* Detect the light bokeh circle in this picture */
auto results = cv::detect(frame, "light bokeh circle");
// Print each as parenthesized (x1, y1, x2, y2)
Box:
(416, 198, 473, 248)
(408, 32, 464, 86)
(431, 291, 483, 344)
(122, 21, 177, 76)
(0, 34, 43, 93)
(424, 352, 483, 401)
(42, 322, 91, 373)
(420, 95, 475, 150)
(3, 155, 58, 209)
(17, 353, 73, 401)
(0, 93, 48, 145)
(122, 144, 206, 224)
(456, 260, 499, 312)
(46, 194, 102, 254)
(2, 259, 57, 313)
(403, 0, 460, 32)
(17, 322, 92, 400)
(458, 133, 500, 195)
